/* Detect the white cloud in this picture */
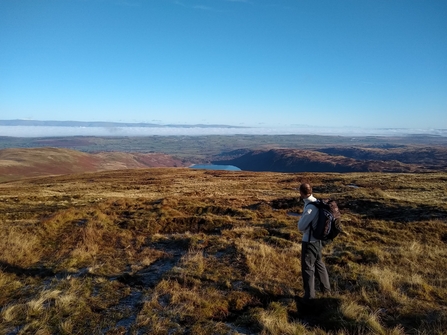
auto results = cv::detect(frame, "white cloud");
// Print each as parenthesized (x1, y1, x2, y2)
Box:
(192, 5, 214, 10)
(1, 126, 446, 138)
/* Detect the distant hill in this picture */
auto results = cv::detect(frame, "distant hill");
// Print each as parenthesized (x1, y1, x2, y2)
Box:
(212, 148, 423, 173)
(2, 145, 446, 182)
(2, 135, 447, 161)
(316, 146, 447, 170)
(0, 147, 190, 182)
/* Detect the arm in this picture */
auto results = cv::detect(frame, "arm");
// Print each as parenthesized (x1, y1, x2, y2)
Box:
(298, 204, 318, 232)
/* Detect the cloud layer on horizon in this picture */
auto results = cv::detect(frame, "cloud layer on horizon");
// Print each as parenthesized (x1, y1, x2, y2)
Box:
(1, 126, 445, 138)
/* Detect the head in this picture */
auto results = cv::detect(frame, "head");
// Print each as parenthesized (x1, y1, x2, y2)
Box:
(299, 183, 312, 199)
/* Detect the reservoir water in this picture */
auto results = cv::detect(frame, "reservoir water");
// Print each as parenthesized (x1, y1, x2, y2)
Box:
(189, 164, 241, 171)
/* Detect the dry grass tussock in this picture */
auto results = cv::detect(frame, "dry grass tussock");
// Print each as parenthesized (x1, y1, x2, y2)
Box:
(0, 168, 446, 334)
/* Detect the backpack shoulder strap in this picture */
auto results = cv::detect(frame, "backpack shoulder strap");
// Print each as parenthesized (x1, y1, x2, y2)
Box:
(306, 200, 320, 242)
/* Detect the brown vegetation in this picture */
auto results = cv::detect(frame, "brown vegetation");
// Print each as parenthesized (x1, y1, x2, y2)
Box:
(212, 148, 424, 173)
(4, 144, 446, 185)
(317, 146, 447, 171)
(1, 168, 446, 334)
(0, 147, 190, 182)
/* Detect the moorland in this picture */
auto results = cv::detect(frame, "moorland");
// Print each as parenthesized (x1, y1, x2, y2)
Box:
(1, 134, 447, 182)
(0, 134, 447, 334)
(2, 133, 447, 162)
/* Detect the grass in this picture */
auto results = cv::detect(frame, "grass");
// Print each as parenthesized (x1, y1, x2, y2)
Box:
(0, 168, 446, 334)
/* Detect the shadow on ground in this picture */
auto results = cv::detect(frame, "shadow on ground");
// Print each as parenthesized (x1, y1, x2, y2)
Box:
(340, 199, 447, 222)
(292, 297, 362, 333)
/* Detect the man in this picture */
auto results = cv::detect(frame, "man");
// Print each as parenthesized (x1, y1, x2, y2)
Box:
(297, 183, 331, 300)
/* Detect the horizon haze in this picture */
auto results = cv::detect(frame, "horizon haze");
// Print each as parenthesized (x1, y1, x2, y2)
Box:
(1, 119, 447, 138)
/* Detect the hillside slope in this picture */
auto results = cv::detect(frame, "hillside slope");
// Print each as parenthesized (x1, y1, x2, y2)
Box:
(0, 168, 446, 334)
(0, 147, 189, 181)
(2, 145, 446, 183)
(317, 146, 447, 170)
(212, 148, 420, 173)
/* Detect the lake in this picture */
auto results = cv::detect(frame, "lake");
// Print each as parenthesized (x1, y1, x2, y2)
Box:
(189, 164, 241, 171)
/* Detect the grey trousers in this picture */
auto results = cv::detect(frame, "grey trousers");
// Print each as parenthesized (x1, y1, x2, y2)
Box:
(301, 241, 331, 299)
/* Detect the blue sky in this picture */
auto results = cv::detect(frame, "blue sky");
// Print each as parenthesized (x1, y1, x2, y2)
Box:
(1, 0, 446, 129)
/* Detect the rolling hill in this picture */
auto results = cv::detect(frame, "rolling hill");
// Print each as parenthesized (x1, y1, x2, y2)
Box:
(212, 148, 422, 173)
(0, 147, 190, 182)
(316, 146, 447, 171)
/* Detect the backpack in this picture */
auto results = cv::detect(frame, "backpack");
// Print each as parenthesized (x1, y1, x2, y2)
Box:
(308, 199, 342, 242)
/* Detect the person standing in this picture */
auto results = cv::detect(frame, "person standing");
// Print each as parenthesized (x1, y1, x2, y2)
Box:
(297, 183, 331, 300)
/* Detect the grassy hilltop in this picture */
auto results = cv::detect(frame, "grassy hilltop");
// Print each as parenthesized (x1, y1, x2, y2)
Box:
(0, 168, 446, 334)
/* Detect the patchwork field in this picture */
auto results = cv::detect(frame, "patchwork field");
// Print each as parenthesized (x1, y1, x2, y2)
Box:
(0, 168, 446, 334)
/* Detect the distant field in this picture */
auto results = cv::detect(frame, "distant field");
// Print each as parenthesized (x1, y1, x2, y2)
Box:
(1, 134, 447, 160)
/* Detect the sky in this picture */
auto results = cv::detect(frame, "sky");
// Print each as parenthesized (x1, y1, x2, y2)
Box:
(1, 0, 446, 130)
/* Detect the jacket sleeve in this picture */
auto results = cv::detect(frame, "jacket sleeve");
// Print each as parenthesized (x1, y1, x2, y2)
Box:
(298, 204, 318, 232)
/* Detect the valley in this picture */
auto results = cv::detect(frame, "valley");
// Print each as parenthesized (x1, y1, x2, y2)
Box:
(1, 134, 447, 182)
